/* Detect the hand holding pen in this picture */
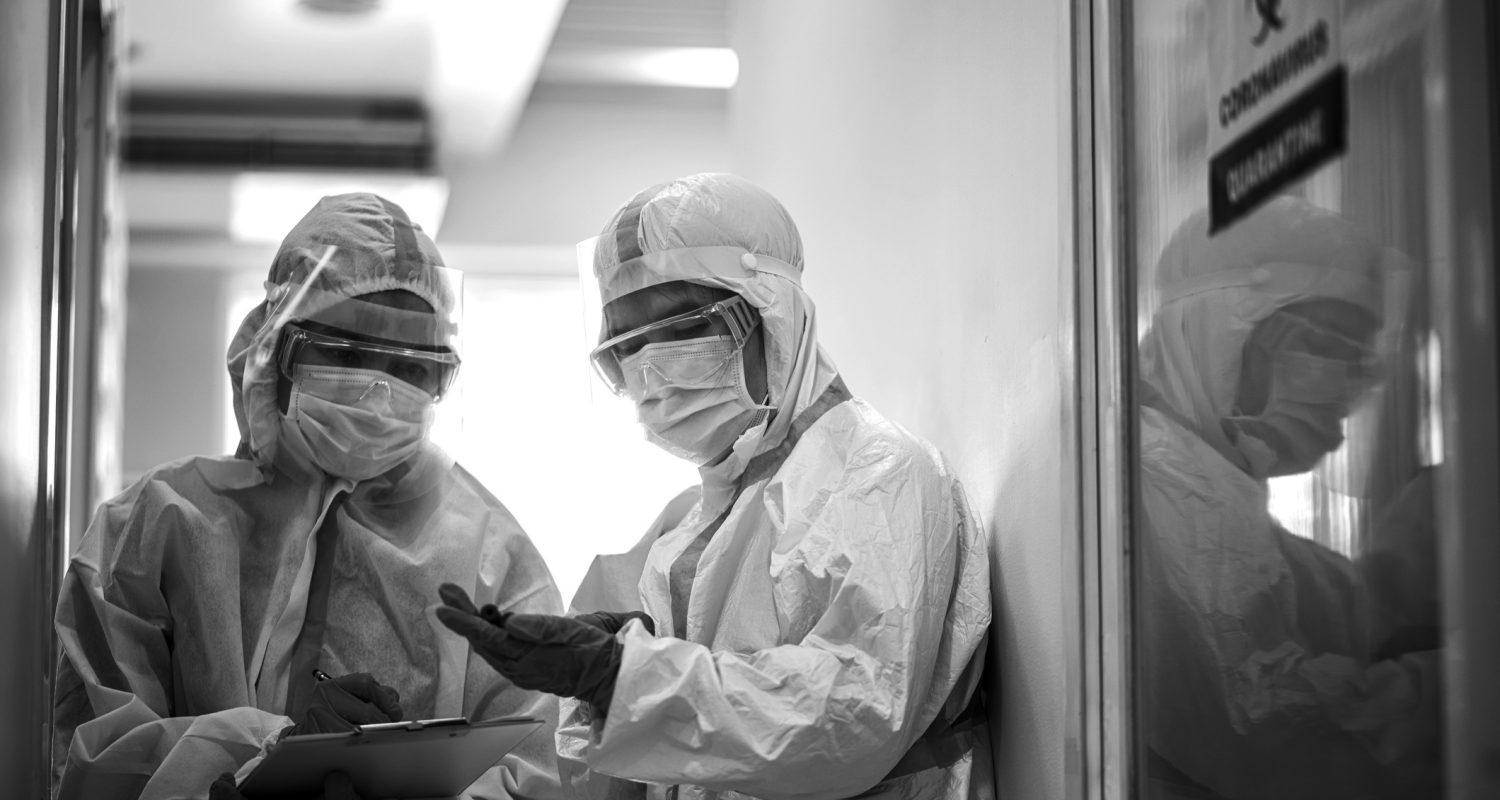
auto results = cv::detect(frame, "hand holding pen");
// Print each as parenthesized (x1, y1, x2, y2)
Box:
(285, 669, 405, 737)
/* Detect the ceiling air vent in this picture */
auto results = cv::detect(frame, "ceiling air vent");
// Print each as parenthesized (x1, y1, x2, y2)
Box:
(124, 93, 433, 171)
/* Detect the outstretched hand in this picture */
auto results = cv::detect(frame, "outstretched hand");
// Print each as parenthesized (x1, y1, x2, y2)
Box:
(436, 583, 625, 713)
(573, 608, 657, 636)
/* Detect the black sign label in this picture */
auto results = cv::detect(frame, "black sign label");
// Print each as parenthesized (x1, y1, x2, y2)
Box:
(1208, 66, 1347, 234)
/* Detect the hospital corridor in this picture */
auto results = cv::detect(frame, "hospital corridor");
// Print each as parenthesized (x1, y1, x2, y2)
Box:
(1, 1, 1497, 798)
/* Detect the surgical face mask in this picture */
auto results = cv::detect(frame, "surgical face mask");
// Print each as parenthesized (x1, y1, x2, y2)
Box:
(619, 335, 768, 466)
(280, 365, 435, 481)
(1223, 350, 1375, 478)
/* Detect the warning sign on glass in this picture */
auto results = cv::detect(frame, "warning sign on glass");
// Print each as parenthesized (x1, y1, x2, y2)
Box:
(1207, 0, 1347, 234)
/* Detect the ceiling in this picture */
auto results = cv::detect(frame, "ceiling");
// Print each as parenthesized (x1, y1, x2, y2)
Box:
(120, 0, 730, 245)
(123, 0, 729, 161)
(547, 0, 727, 49)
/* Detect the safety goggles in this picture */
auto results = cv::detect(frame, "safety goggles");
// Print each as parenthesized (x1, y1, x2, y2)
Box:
(590, 295, 759, 396)
(278, 324, 461, 400)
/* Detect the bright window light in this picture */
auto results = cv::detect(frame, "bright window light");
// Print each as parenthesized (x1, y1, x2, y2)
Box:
(230, 172, 449, 243)
(432, 275, 698, 605)
(540, 46, 740, 90)
(629, 47, 739, 89)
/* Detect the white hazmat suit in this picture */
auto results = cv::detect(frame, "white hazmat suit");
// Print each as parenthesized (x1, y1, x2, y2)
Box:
(52, 193, 563, 800)
(558, 174, 994, 800)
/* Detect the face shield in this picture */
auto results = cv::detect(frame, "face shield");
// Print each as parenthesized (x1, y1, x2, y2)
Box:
(1227, 300, 1387, 478)
(266, 245, 464, 402)
(589, 294, 759, 396)
(579, 234, 799, 392)
(1193, 250, 1409, 489)
(1243, 302, 1386, 405)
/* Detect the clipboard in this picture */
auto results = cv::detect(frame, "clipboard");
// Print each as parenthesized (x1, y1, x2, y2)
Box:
(237, 716, 545, 799)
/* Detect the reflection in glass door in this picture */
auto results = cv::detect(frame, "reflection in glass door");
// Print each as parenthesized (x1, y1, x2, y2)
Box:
(1112, 2, 1493, 798)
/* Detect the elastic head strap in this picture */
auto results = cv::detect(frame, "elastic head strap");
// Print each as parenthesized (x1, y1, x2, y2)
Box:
(379, 196, 426, 279)
(610, 188, 655, 265)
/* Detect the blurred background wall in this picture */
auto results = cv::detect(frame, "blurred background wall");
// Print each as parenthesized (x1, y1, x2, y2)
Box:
(1, 2, 66, 796)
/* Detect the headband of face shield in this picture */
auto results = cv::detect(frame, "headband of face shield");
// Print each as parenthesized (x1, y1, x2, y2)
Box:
(265, 247, 463, 400)
(589, 241, 804, 306)
(590, 293, 760, 396)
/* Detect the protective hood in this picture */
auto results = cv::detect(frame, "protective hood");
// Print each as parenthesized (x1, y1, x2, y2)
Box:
(1138, 196, 1390, 472)
(590, 173, 841, 489)
(227, 192, 458, 475)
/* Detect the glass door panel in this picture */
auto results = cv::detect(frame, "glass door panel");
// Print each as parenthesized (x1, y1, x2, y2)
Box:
(1124, 3, 1456, 798)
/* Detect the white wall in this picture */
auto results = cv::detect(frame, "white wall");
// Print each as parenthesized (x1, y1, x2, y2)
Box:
(730, 2, 1077, 797)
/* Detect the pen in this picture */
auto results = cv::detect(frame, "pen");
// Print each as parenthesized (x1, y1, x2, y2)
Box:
(312, 668, 333, 682)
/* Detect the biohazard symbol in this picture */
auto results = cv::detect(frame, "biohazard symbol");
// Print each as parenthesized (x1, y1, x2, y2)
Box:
(1251, 0, 1286, 45)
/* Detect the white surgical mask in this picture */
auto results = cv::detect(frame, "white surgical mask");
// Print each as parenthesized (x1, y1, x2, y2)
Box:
(1223, 351, 1372, 478)
(280, 365, 435, 481)
(619, 335, 769, 466)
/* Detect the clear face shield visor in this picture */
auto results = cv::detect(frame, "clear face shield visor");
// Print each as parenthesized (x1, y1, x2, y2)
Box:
(266, 245, 464, 401)
(589, 294, 759, 396)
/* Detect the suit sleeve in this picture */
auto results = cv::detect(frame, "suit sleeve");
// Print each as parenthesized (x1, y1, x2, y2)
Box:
(52, 484, 289, 800)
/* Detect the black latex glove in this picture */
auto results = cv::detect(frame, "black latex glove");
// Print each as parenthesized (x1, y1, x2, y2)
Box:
(573, 609, 657, 636)
(436, 583, 623, 714)
(208, 774, 244, 800)
(286, 673, 404, 737)
(211, 771, 363, 800)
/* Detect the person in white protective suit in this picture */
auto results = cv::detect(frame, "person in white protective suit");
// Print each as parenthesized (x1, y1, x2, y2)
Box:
(1136, 197, 1441, 800)
(52, 193, 563, 800)
(436, 173, 994, 799)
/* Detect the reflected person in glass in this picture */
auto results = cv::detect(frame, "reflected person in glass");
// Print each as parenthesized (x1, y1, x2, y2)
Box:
(1136, 196, 1439, 799)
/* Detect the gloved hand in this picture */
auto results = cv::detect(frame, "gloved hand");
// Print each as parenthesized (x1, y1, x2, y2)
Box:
(573, 609, 656, 636)
(208, 773, 244, 800)
(210, 770, 363, 800)
(286, 673, 404, 737)
(436, 583, 624, 715)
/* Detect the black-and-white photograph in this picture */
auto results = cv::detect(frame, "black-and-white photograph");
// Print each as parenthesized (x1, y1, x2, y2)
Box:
(1, 1, 1493, 798)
